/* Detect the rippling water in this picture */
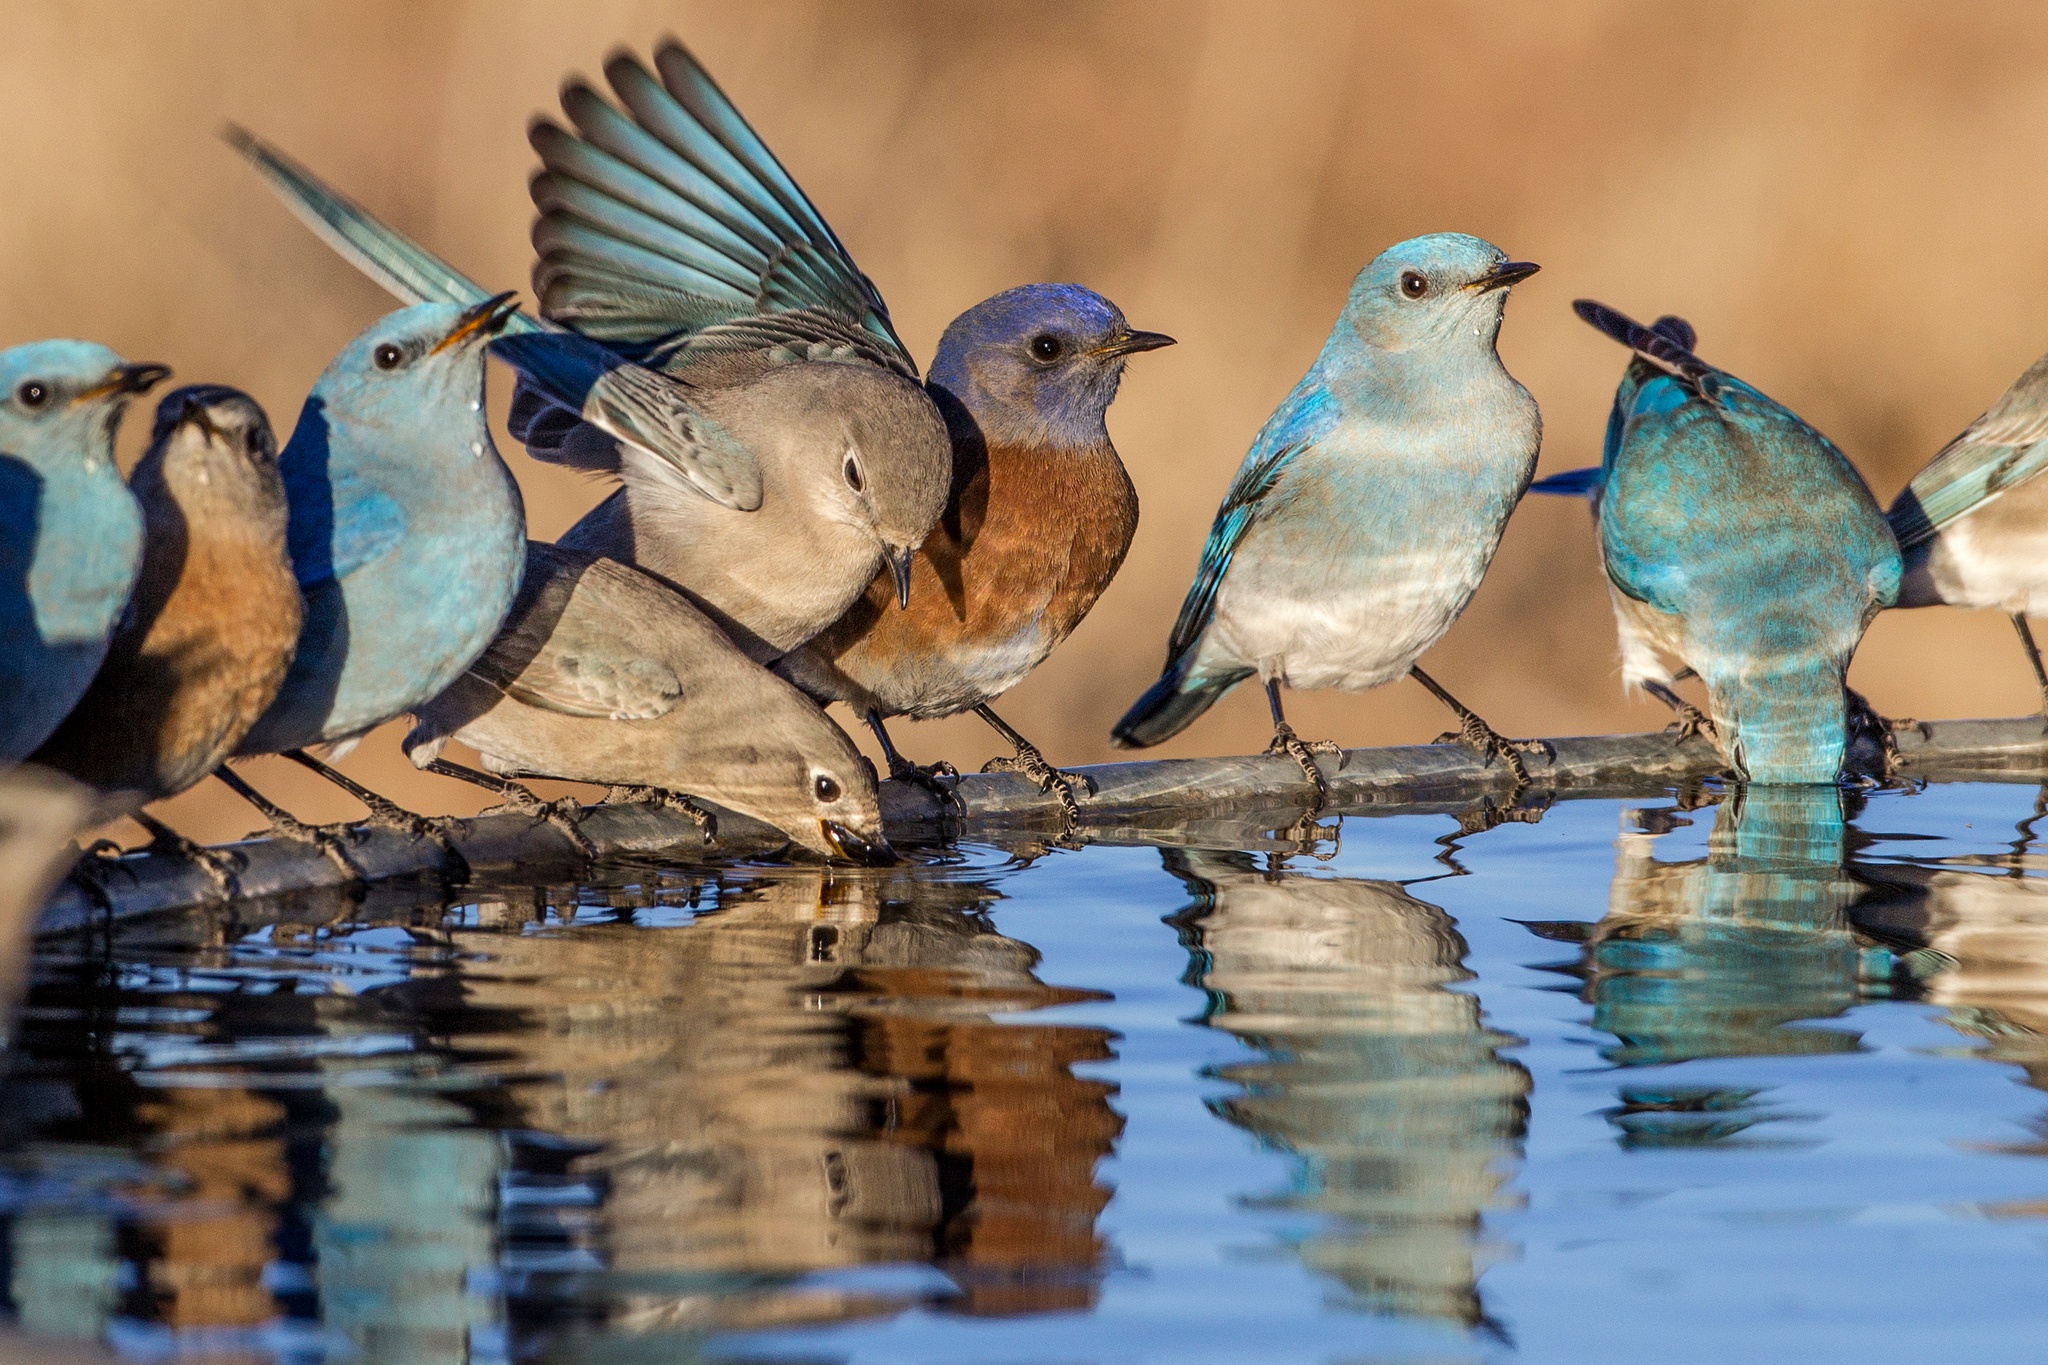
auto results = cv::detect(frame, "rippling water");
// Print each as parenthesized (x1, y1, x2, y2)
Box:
(9, 781, 2048, 1362)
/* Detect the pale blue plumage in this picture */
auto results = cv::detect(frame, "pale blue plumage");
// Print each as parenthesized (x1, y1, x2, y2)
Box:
(0, 341, 164, 762)
(1575, 301, 1899, 783)
(1115, 234, 1542, 773)
(235, 300, 525, 756)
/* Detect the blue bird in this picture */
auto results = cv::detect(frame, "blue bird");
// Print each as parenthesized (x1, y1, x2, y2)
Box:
(1113, 234, 1543, 805)
(222, 297, 525, 838)
(1567, 300, 1900, 783)
(776, 283, 1172, 821)
(1886, 344, 2048, 711)
(0, 342, 167, 763)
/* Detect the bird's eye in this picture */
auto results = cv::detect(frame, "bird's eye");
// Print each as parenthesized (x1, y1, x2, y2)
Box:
(814, 774, 842, 803)
(373, 343, 405, 371)
(1029, 334, 1063, 363)
(15, 381, 47, 409)
(842, 454, 865, 492)
(1399, 271, 1429, 299)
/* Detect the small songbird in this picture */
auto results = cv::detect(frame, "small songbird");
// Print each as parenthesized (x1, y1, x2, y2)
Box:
(33, 387, 299, 828)
(776, 284, 1173, 819)
(226, 298, 525, 832)
(1887, 343, 2048, 711)
(1113, 234, 1543, 805)
(229, 42, 954, 663)
(405, 541, 896, 865)
(0, 342, 166, 763)
(1570, 300, 1900, 783)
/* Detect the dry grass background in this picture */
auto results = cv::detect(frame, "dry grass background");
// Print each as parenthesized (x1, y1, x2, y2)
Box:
(8, 1, 2048, 842)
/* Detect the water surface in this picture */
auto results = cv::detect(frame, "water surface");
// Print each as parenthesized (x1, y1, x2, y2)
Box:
(8, 780, 2048, 1362)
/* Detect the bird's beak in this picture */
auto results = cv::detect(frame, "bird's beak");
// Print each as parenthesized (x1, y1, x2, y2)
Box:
(173, 394, 225, 443)
(821, 820, 898, 866)
(889, 545, 916, 610)
(430, 290, 522, 355)
(76, 362, 172, 405)
(1097, 328, 1177, 358)
(1469, 261, 1541, 294)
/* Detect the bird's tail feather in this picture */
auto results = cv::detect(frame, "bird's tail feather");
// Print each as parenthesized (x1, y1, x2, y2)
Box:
(1112, 663, 1250, 748)
(1709, 663, 1849, 785)
(222, 125, 538, 333)
(1527, 466, 1603, 498)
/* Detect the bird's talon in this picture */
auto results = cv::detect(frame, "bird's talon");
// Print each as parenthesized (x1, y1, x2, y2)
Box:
(1266, 722, 1334, 812)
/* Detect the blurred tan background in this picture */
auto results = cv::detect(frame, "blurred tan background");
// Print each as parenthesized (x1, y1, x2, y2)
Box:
(8, 1, 2048, 840)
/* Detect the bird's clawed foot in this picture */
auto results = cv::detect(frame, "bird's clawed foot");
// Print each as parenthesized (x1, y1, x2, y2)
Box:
(1662, 703, 1717, 744)
(981, 740, 1096, 828)
(605, 785, 718, 847)
(884, 757, 964, 813)
(1444, 786, 1552, 840)
(131, 814, 244, 900)
(1265, 723, 1343, 811)
(1277, 806, 1342, 857)
(476, 783, 594, 858)
(1432, 713, 1546, 784)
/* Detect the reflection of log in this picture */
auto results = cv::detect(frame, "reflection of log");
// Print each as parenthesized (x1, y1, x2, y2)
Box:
(35, 716, 2048, 929)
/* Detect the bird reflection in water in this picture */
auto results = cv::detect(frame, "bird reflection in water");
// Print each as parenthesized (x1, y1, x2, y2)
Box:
(1166, 847, 1530, 1334)
(1526, 785, 1893, 1147)
(459, 856, 1123, 1351)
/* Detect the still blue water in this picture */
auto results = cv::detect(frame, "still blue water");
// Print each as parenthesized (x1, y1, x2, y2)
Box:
(7, 780, 2048, 1362)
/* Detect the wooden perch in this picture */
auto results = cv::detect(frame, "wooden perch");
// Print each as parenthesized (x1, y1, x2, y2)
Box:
(34, 715, 2048, 932)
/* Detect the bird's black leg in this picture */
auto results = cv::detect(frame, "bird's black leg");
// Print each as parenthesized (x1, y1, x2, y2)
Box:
(1643, 679, 1717, 743)
(1262, 678, 1343, 813)
(975, 703, 1096, 828)
(211, 766, 366, 886)
(2014, 614, 2048, 716)
(422, 758, 598, 858)
(1410, 665, 1549, 784)
(601, 785, 718, 847)
(130, 812, 244, 899)
(281, 749, 473, 881)
(865, 709, 961, 811)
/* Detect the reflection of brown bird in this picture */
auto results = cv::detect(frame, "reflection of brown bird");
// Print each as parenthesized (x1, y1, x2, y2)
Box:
(777, 287, 1171, 822)
(0, 765, 94, 1036)
(33, 388, 298, 831)
(1167, 848, 1528, 1331)
(458, 860, 1120, 1336)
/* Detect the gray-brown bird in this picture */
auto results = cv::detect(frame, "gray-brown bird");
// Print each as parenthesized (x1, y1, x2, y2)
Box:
(404, 541, 895, 864)
(33, 386, 300, 849)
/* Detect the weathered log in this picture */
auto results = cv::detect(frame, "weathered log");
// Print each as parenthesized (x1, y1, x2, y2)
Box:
(34, 715, 2048, 931)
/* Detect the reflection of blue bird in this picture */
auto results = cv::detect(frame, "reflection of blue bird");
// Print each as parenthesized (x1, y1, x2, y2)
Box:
(0, 342, 167, 762)
(1114, 234, 1543, 804)
(1887, 346, 2048, 711)
(225, 299, 524, 834)
(1571, 301, 1899, 783)
(777, 284, 1172, 820)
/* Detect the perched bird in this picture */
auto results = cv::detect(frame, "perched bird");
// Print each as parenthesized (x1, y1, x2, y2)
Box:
(1113, 234, 1543, 804)
(228, 42, 953, 663)
(1569, 300, 1900, 783)
(32, 386, 299, 850)
(0, 342, 167, 763)
(405, 541, 895, 865)
(225, 297, 525, 836)
(776, 284, 1173, 819)
(1887, 343, 2048, 711)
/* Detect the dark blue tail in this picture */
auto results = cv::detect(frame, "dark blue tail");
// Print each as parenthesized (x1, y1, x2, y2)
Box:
(1112, 663, 1250, 748)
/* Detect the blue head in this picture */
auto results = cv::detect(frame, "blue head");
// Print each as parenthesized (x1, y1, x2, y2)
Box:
(298, 295, 519, 442)
(926, 284, 1173, 449)
(1338, 233, 1538, 354)
(0, 341, 170, 471)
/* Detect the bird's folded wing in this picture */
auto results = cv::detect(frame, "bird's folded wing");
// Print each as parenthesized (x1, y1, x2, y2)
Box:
(1891, 355, 2048, 547)
(285, 480, 406, 585)
(469, 558, 684, 720)
(1159, 389, 1335, 669)
(529, 43, 916, 376)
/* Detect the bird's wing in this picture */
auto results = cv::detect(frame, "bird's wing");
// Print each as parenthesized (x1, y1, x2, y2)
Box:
(1890, 351, 2048, 547)
(468, 554, 683, 720)
(285, 479, 407, 586)
(528, 42, 917, 376)
(227, 127, 765, 511)
(1159, 386, 1337, 670)
(1527, 466, 1604, 497)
